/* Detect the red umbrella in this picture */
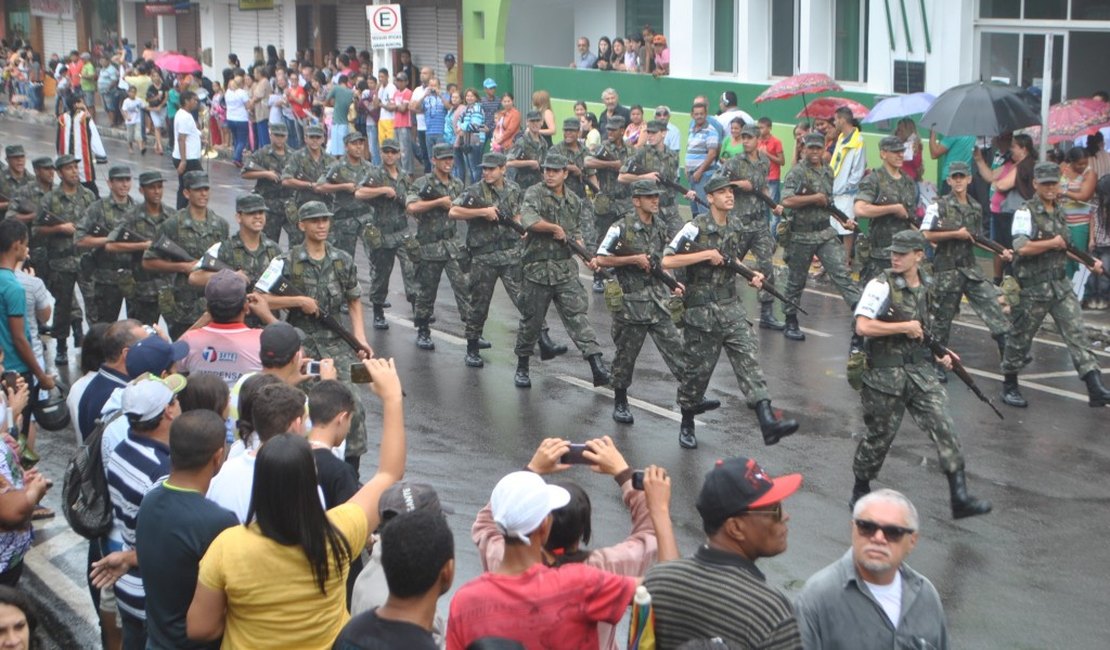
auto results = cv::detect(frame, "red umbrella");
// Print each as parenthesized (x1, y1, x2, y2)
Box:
(755, 73, 843, 103)
(1020, 98, 1110, 143)
(797, 97, 869, 121)
(155, 53, 202, 74)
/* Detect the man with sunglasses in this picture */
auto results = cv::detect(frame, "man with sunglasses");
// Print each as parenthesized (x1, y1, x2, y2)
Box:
(644, 456, 803, 649)
(795, 489, 950, 650)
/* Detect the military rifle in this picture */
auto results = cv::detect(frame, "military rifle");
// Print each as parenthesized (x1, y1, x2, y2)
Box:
(930, 227, 1009, 257)
(1066, 243, 1100, 271)
(196, 243, 237, 272)
(796, 186, 856, 229)
(600, 229, 681, 292)
(255, 258, 374, 357)
(671, 226, 808, 314)
(624, 162, 709, 210)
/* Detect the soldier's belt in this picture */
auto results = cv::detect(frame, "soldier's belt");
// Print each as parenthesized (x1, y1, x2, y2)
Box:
(868, 348, 931, 368)
(93, 268, 132, 282)
(469, 240, 517, 257)
(1017, 267, 1066, 284)
(792, 222, 831, 234)
(932, 254, 976, 273)
(737, 210, 767, 224)
(684, 286, 737, 308)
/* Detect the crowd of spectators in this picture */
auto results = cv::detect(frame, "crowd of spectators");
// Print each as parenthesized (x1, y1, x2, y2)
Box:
(571, 26, 670, 77)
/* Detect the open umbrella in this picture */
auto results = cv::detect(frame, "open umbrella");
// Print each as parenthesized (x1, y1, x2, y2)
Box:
(921, 81, 1040, 136)
(755, 73, 843, 103)
(155, 53, 202, 75)
(862, 92, 936, 124)
(797, 97, 869, 121)
(1018, 98, 1110, 143)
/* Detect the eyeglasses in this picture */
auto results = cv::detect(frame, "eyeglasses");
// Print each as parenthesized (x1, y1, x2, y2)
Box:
(854, 519, 915, 543)
(737, 503, 783, 522)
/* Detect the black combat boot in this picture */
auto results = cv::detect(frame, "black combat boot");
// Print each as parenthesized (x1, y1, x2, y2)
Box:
(592, 276, 604, 294)
(587, 354, 611, 387)
(849, 477, 871, 510)
(754, 400, 799, 446)
(783, 315, 806, 341)
(947, 470, 993, 519)
(464, 339, 484, 368)
(612, 388, 634, 424)
(372, 305, 389, 330)
(1001, 373, 1027, 407)
(514, 356, 531, 388)
(72, 319, 84, 348)
(679, 409, 697, 449)
(478, 338, 492, 349)
(692, 398, 721, 414)
(758, 302, 785, 330)
(56, 339, 68, 363)
(934, 361, 948, 384)
(538, 328, 568, 360)
(415, 321, 435, 351)
(382, 300, 392, 308)
(1083, 370, 1110, 407)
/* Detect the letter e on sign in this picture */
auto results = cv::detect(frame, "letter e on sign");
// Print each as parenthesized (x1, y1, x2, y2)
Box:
(369, 4, 405, 50)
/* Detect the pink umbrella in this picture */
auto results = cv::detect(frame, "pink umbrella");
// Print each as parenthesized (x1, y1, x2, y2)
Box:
(155, 53, 202, 75)
(1020, 98, 1110, 144)
(797, 97, 869, 121)
(755, 73, 842, 103)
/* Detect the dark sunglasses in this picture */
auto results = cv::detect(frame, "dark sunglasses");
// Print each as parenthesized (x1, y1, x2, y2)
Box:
(738, 502, 783, 522)
(854, 519, 915, 542)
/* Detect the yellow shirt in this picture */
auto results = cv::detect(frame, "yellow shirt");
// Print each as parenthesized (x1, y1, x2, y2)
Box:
(198, 502, 368, 649)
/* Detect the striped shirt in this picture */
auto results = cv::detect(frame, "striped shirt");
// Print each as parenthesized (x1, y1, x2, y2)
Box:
(422, 93, 448, 136)
(107, 432, 171, 619)
(643, 545, 802, 650)
(685, 122, 719, 174)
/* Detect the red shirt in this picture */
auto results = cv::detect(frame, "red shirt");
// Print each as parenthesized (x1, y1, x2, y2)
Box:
(392, 88, 413, 128)
(446, 563, 637, 650)
(759, 134, 785, 181)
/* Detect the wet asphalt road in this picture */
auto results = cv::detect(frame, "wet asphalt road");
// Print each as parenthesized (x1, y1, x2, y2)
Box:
(5, 116, 1109, 650)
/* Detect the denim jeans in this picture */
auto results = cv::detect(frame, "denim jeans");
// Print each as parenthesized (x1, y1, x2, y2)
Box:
(254, 120, 270, 149)
(462, 144, 482, 185)
(228, 120, 249, 163)
(367, 121, 381, 165)
(284, 116, 302, 149)
(767, 180, 782, 240)
(417, 129, 430, 173)
(119, 610, 146, 650)
(1090, 246, 1110, 300)
(687, 167, 716, 217)
(424, 132, 444, 169)
(452, 146, 468, 183)
(396, 127, 414, 174)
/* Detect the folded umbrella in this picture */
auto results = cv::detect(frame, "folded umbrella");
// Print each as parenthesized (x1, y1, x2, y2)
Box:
(921, 81, 1040, 136)
(797, 97, 869, 121)
(863, 92, 936, 124)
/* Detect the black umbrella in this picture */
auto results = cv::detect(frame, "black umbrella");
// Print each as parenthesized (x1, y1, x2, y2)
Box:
(921, 81, 1041, 136)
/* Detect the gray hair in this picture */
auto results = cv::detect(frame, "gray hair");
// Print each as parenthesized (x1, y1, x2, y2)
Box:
(852, 489, 919, 531)
(602, 88, 617, 100)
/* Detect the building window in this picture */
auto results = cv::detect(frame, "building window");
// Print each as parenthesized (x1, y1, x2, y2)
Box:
(979, 0, 1110, 20)
(713, 0, 736, 73)
(770, 0, 796, 77)
(834, 0, 868, 83)
(625, 0, 664, 39)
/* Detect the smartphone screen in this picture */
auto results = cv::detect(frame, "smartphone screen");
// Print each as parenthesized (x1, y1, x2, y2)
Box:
(560, 443, 591, 465)
(350, 362, 373, 383)
(303, 361, 321, 376)
(631, 470, 645, 490)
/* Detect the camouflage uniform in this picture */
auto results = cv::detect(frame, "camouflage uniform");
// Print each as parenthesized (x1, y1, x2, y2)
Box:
(112, 201, 173, 325)
(713, 151, 777, 305)
(215, 234, 282, 285)
(506, 133, 548, 190)
(514, 182, 602, 358)
(855, 167, 917, 285)
(34, 183, 96, 343)
(406, 172, 470, 326)
(319, 157, 372, 257)
(361, 165, 416, 308)
(620, 145, 683, 236)
(921, 194, 1011, 347)
(9, 182, 51, 269)
(549, 139, 597, 244)
(780, 161, 861, 315)
(77, 195, 135, 324)
(599, 212, 685, 390)
(142, 209, 229, 338)
(853, 269, 965, 480)
(281, 147, 332, 246)
(0, 168, 32, 204)
(667, 213, 772, 409)
(275, 244, 368, 458)
(456, 178, 526, 341)
(1001, 199, 1099, 378)
(591, 139, 632, 247)
(243, 144, 292, 244)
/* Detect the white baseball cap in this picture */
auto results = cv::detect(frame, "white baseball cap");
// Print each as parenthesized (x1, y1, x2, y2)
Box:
(491, 471, 571, 545)
(121, 373, 186, 422)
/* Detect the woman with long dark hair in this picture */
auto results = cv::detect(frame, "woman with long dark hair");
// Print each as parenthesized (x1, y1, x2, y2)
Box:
(187, 359, 407, 649)
(0, 586, 42, 648)
(978, 133, 1035, 279)
(1060, 146, 1097, 281)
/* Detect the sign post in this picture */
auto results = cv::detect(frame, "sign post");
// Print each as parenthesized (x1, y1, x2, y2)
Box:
(368, 4, 404, 50)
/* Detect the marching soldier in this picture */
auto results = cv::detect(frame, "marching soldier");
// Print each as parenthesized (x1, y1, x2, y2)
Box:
(512, 153, 611, 390)
(76, 165, 136, 324)
(242, 121, 294, 245)
(1001, 162, 1110, 408)
(920, 161, 1013, 382)
(585, 115, 633, 293)
(779, 132, 861, 341)
(715, 123, 785, 331)
(6, 157, 54, 225)
(280, 123, 332, 247)
(356, 138, 416, 330)
(617, 120, 687, 236)
(0, 145, 32, 212)
(141, 171, 229, 338)
(34, 155, 96, 360)
(263, 201, 372, 474)
(853, 136, 918, 286)
(548, 116, 598, 244)
(851, 229, 992, 519)
(506, 111, 549, 190)
(189, 193, 281, 291)
(406, 143, 470, 351)
(108, 171, 173, 326)
(596, 180, 719, 424)
(662, 175, 798, 450)
(317, 131, 372, 257)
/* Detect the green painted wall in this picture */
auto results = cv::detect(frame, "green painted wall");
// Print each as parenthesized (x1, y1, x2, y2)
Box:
(461, 0, 510, 64)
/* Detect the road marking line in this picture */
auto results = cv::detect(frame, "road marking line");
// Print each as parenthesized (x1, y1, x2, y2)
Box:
(960, 367, 1090, 402)
(554, 375, 706, 425)
(798, 327, 833, 338)
(950, 318, 1110, 359)
(1021, 371, 1082, 380)
(383, 313, 466, 345)
(22, 549, 99, 629)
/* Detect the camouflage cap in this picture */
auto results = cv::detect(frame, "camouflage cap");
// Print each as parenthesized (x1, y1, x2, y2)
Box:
(803, 132, 826, 148)
(380, 138, 401, 152)
(481, 152, 507, 168)
(631, 180, 663, 197)
(562, 117, 581, 130)
(740, 124, 759, 138)
(304, 124, 325, 138)
(879, 135, 906, 153)
(605, 115, 626, 130)
(1033, 161, 1061, 184)
(297, 200, 333, 222)
(526, 110, 543, 122)
(268, 122, 288, 136)
(138, 170, 164, 186)
(704, 175, 732, 194)
(888, 229, 927, 253)
(645, 119, 666, 133)
(183, 171, 211, 190)
(54, 154, 77, 169)
(108, 165, 132, 180)
(541, 153, 569, 170)
(343, 131, 367, 144)
(236, 193, 267, 213)
(31, 157, 54, 170)
(5, 145, 25, 158)
(948, 161, 971, 177)
(432, 143, 455, 159)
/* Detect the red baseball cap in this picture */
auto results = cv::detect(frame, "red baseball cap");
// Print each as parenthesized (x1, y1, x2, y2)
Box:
(696, 457, 802, 525)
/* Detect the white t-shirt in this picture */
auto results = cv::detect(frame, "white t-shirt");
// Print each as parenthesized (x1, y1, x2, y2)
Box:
(207, 451, 326, 523)
(718, 108, 755, 128)
(224, 88, 250, 122)
(66, 372, 97, 445)
(411, 85, 427, 131)
(268, 93, 284, 126)
(172, 109, 202, 160)
(377, 83, 396, 121)
(863, 571, 903, 627)
(121, 97, 144, 125)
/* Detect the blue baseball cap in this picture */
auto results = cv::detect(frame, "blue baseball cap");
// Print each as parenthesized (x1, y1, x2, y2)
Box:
(125, 335, 189, 378)
(483, 78, 497, 89)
